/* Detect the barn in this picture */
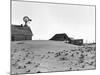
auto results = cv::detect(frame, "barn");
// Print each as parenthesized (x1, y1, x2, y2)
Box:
(11, 24, 33, 41)
(50, 33, 83, 46)
(49, 33, 71, 42)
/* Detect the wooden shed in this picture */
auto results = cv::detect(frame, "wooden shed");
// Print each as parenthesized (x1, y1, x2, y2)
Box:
(70, 39, 83, 45)
(50, 33, 83, 46)
(11, 24, 33, 41)
(49, 33, 71, 42)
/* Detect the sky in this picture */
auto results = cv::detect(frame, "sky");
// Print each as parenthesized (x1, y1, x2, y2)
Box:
(12, 1, 95, 43)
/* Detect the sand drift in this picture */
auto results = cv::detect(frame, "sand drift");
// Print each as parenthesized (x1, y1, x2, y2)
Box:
(11, 40, 96, 74)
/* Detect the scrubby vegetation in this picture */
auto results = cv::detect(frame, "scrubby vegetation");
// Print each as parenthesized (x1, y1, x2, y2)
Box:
(11, 40, 96, 74)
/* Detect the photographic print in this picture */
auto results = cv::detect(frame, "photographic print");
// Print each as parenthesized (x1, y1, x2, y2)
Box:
(11, 0, 96, 74)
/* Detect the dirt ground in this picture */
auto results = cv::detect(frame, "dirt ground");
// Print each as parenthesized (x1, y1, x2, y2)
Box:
(11, 40, 96, 74)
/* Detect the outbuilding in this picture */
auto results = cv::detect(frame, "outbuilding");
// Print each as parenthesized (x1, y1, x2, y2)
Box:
(49, 33, 71, 42)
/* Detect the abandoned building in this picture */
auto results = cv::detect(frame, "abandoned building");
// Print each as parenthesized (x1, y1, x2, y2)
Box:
(11, 16, 33, 41)
(50, 33, 83, 45)
(70, 39, 83, 45)
(49, 33, 71, 42)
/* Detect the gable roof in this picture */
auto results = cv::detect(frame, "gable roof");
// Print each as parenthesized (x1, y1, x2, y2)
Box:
(50, 33, 71, 41)
(11, 24, 33, 36)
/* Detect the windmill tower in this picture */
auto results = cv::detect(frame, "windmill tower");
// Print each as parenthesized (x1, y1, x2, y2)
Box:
(23, 16, 32, 26)
(11, 16, 33, 41)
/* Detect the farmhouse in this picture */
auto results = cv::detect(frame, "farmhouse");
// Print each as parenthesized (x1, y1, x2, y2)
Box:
(11, 24, 33, 41)
(11, 16, 33, 41)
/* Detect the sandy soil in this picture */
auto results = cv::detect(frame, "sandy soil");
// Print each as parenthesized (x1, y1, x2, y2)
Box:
(11, 40, 96, 74)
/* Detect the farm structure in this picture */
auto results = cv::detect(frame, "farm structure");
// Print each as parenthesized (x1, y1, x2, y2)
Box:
(11, 16, 33, 41)
(49, 33, 71, 42)
(11, 24, 33, 41)
(70, 39, 83, 45)
(50, 33, 83, 45)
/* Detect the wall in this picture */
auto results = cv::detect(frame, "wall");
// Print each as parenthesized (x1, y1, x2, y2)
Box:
(12, 35, 32, 41)
(25, 35, 32, 40)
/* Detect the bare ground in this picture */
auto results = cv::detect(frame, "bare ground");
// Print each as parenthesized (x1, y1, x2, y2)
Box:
(11, 40, 96, 74)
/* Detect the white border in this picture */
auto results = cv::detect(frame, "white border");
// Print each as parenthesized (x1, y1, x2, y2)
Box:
(0, 0, 99, 75)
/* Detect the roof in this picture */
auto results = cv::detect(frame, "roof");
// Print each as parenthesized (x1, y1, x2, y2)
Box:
(11, 24, 33, 36)
(50, 33, 71, 41)
(71, 39, 83, 41)
(54, 33, 68, 36)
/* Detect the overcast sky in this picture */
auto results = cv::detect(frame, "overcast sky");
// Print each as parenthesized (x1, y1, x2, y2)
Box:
(12, 1, 95, 43)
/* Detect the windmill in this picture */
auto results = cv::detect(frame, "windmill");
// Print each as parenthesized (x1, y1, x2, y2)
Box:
(23, 16, 32, 26)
